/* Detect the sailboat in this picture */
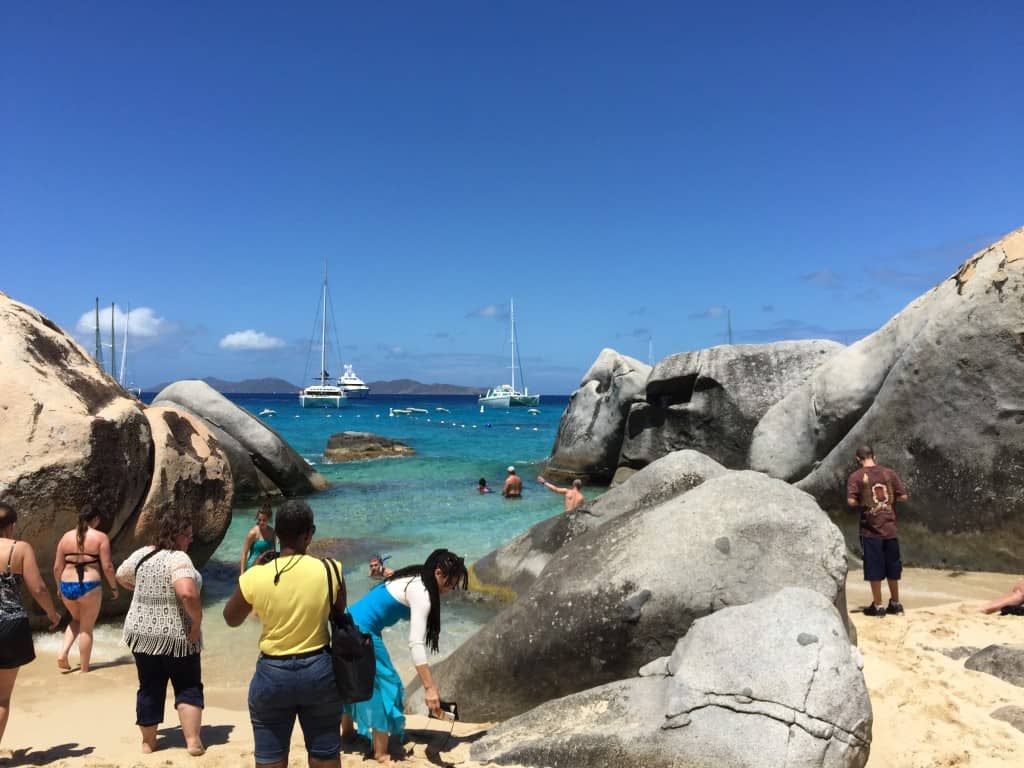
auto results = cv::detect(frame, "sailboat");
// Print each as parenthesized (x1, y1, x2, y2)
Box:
(299, 264, 348, 409)
(479, 298, 540, 408)
(118, 304, 143, 400)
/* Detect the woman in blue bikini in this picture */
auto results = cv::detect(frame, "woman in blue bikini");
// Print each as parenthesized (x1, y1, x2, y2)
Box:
(341, 548, 468, 765)
(52, 507, 119, 672)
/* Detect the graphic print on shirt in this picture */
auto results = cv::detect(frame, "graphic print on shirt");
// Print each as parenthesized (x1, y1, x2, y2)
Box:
(869, 477, 891, 515)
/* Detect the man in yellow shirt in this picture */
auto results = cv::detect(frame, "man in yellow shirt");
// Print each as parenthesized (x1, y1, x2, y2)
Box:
(224, 500, 346, 768)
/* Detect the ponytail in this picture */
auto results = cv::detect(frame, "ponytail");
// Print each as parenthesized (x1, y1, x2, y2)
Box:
(76, 507, 98, 549)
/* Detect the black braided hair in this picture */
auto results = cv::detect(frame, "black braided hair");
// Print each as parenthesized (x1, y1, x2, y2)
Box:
(387, 548, 469, 653)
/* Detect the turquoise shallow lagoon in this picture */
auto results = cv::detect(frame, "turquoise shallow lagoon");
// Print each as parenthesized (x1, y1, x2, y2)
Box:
(35, 393, 584, 684)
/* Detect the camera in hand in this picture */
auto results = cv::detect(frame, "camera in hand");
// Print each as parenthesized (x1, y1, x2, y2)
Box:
(430, 700, 459, 721)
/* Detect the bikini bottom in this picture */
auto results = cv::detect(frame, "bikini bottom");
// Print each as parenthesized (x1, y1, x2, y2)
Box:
(60, 580, 102, 600)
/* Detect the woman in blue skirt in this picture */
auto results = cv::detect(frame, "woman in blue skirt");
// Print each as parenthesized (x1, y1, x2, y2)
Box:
(341, 549, 468, 764)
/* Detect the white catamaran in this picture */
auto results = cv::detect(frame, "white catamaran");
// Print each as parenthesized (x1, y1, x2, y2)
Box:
(299, 265, 348, 409)
(479, 298, 540, 408)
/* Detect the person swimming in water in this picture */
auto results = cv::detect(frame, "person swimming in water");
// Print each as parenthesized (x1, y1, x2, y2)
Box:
(239, 504, 277, 573)
(477, 478, 493, 494)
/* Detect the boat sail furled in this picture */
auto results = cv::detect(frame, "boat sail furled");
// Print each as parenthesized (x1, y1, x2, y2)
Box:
(299, 264, 348, 408)
(479, 298, 539, 408)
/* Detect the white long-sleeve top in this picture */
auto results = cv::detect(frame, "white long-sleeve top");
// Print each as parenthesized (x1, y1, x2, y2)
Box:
(385, 575, 431, 666)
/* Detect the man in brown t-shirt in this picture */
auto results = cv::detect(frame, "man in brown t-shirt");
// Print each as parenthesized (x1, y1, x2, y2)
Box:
(846, 444, 908, 617)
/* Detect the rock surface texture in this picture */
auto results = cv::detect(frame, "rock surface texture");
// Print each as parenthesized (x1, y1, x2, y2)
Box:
(472, 588, 871, 768)
(410, 471, 849, 722)
(323, 431, 415, 462)
(750, 227, 1024, 570)
(472, 450, 727, 598)
(542, 349, 650, 483)
(153, 379, 328, 499)
(965, 644, 1024, 688)
(0, 292, 152, 585)
(0, 294, 235, 616)
(620, 340, 843, 472)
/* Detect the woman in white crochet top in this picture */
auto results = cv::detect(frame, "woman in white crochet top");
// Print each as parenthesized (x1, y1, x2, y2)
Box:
(117, 514, 204, 757)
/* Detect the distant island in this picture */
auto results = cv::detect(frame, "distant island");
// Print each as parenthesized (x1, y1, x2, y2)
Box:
(145, 376, 481, 396)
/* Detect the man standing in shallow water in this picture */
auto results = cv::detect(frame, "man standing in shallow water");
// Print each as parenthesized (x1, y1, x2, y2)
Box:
(501, 466, 522, 498)
(537, 476, 585, 512)
(847, 444, 908, 618)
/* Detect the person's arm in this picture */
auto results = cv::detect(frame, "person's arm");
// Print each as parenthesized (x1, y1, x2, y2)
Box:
(846, 474, 860, 508)
(98, 533, 119, 600)
(538, 476, 567, 495)
(174, 574, 203, 643)
(223, 586, 252, 627)
(116, 548, 141, 590)
(404, 579, 442, 716)
(239, 527, 258, 573)
(21, 542, 60, 629)
(52, 534, 65, 587)
(893, 474, 909, 504)
(331, 559, 347, 611)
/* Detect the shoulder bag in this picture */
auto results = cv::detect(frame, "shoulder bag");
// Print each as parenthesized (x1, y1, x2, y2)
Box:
(323, 559, 376, 703)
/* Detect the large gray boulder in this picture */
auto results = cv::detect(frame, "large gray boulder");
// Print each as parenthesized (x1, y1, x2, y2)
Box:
(472, 450, 727, 598)
(543, 349, 650, 483)
(0, 292, 152, 586)
(412, 471, 849, 722)
(965, 644, 1024, 688)
(473, 588, 871, 768)
(620, 340, 843, 473)
(752, 227, 1024, 570)
(153, 379, 328, 498)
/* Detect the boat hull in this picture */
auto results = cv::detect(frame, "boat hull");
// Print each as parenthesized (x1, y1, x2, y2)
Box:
(479, 393, 540, 408)
(341, 387, 370, 399)
(299, 390, 349, 408)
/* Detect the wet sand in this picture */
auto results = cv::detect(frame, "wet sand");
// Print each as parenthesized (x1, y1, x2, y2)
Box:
(4, 567, 1022, 767)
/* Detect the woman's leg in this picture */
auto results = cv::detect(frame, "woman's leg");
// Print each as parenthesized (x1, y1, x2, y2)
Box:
(176, 703, 204, 755)
(372, 730, 391, 764)
(75, 589, 103, 673)
(980, 578, 1024, 614)
(133, 653, 167, 753)
(57, 594, 80, 670)
(0, 667, 19, 746)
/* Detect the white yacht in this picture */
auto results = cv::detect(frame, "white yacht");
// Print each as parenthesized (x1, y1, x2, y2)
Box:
(479, 298, 540, 408)
(338, 364, 370, 399)
(299, 265, 349, 409)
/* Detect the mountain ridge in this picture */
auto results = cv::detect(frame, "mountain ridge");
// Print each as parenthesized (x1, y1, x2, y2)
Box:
(145, 376, 482, 395)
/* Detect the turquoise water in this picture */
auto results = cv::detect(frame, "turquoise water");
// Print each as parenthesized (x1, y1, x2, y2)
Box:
(77, 393, 577, 683)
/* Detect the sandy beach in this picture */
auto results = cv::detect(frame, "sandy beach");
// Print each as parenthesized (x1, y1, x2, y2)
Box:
(4, 568, 1023, 768)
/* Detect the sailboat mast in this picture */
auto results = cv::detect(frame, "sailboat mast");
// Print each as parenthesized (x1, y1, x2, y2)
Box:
(94, 297, 103, 366)
(119, 305, 130, 387)
(510, 298, 516, 393)
(110, 302, 116, 377)
(320, 265, 328, 386)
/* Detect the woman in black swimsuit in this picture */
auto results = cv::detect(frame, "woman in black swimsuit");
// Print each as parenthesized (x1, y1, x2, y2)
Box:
(1, 503, 60, 749)
(52, 507, 118, 672)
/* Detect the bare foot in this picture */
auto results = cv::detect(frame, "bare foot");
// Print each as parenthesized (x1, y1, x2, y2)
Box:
(186, 742, 206, 757)
(141, 740, 156, 754)
(57, 656, 71, 671)
(373, 756, 393, 766)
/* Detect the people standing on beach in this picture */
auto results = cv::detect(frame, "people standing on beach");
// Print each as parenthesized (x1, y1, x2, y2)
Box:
(502, 466, 522, 498)
(341, 549, 469, 765)
(536, 475, 585, 512)
(116, 514, 205, 756)
(477, 478, 493, 494)
(52, 507, 119, 672)
(979, 577, 1024, 614)
(846, 445, 909, 617)
(0, 503, 61, 749)
(240, 504, 277, 572)
(223, 500, 347, 768)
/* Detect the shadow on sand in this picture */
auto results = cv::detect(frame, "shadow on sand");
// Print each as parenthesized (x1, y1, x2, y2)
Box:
(156, 723, 235, 752)
(4, 743, 94, 766)
(404, 725, 489, 767)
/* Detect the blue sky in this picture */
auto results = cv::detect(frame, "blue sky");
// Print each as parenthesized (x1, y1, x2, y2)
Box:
(2, 2, 1021, 393)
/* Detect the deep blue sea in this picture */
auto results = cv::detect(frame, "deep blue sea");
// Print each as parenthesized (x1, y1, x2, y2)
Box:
(38, 393, 575, 682)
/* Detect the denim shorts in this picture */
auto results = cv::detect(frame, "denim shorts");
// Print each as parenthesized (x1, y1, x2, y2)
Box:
(248, 650, 343, 764)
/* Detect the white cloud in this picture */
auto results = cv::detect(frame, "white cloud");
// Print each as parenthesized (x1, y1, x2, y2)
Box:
(219, 330, 287, 351)
(74, 303, 173, 339)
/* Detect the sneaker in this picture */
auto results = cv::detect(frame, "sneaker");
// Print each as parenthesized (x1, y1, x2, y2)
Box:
(863, 604, 887, 617)
(887, 600, 905, 615)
